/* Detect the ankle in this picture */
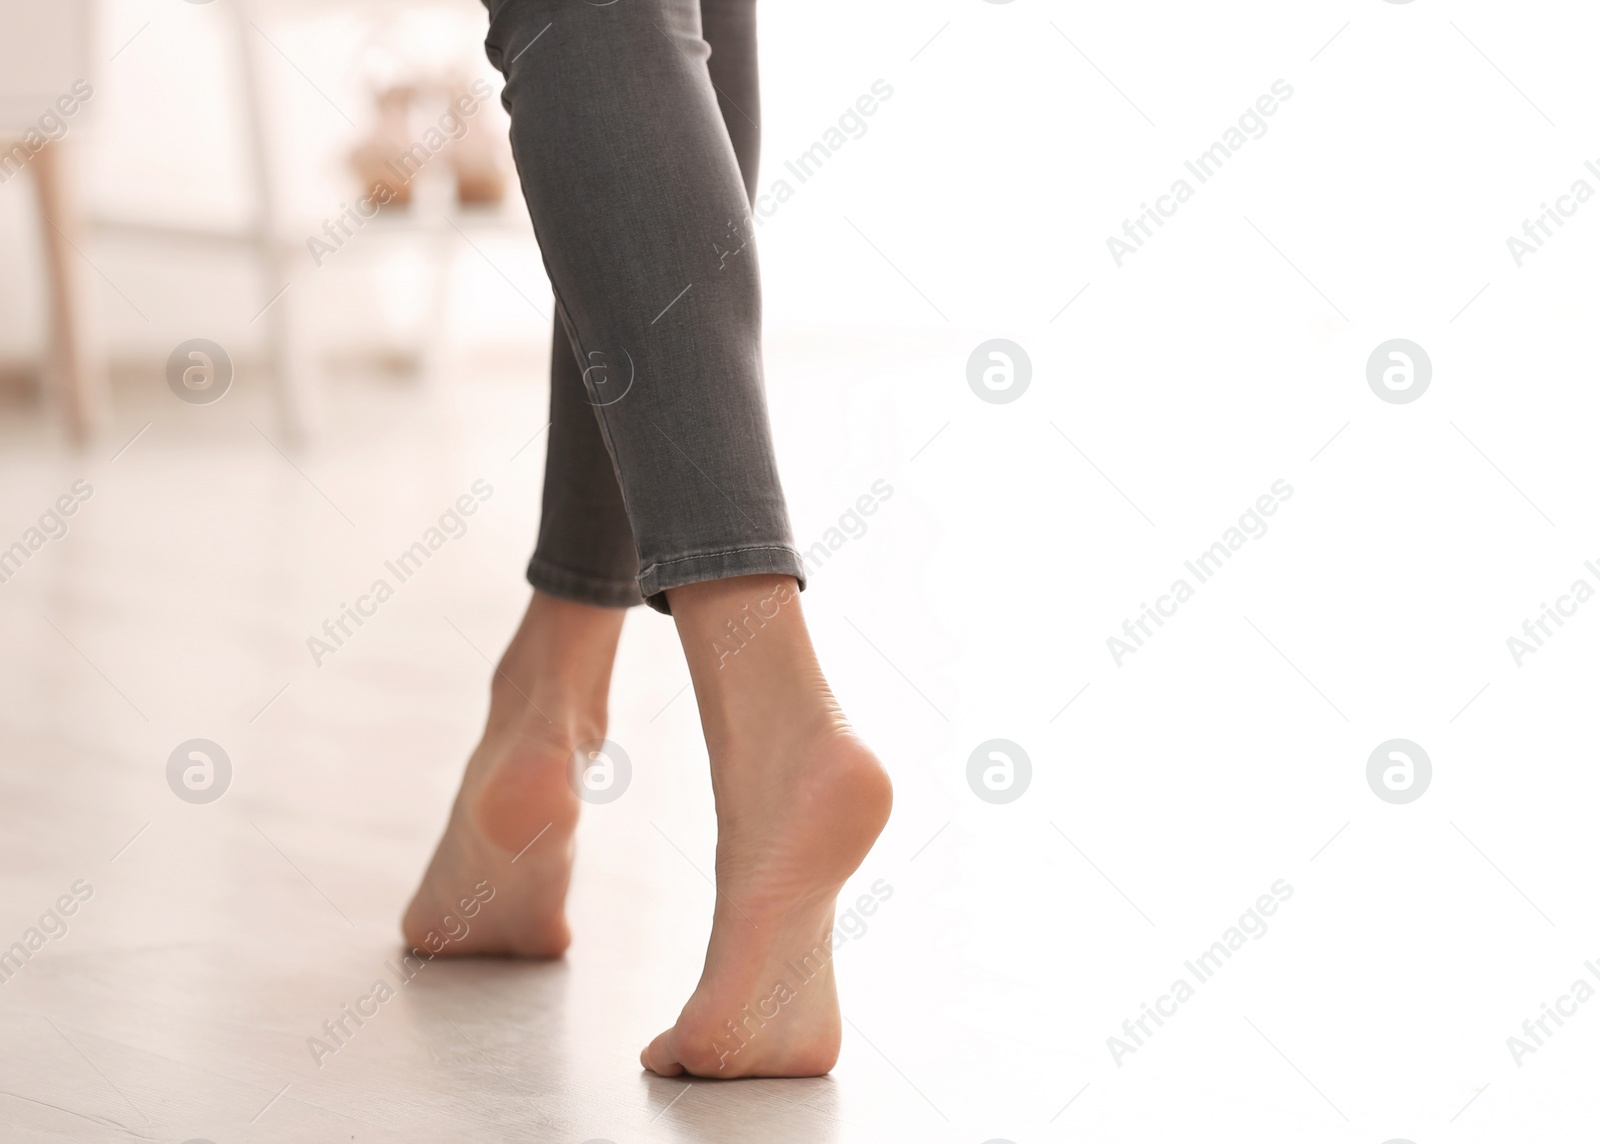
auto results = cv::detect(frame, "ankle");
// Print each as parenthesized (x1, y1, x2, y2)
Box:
(667, 575, 847, 742)
(487, 592, 625, 731)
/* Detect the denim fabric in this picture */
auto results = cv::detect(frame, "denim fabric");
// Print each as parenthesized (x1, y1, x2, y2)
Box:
(482, 0, 804, 613)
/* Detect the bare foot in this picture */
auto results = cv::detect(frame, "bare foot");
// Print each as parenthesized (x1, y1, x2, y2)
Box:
(402, 594, 623, 959)
(641, 577, 893, 1078)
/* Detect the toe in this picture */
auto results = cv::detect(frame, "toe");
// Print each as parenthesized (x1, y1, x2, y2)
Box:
(641, 1030, 684, 1076)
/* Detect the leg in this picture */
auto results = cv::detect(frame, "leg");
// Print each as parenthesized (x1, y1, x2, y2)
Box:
(525, 0, 766, 609)
(403, 335, 640, 956)
(482, 0, 888, 1073)
(617, 4, 890, 1072)
(484, 0, 803, 612)
(641, 576, 891, 1077)
(403, 0, 772, 954)
(411, 1, 893, 1076)
(401, 331, 634, 958)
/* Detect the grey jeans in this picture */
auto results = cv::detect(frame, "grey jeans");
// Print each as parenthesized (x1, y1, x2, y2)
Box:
(482, 0, 804, 613)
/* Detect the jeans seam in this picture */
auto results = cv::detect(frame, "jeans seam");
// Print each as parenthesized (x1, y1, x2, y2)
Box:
(640, 544, 798, 576)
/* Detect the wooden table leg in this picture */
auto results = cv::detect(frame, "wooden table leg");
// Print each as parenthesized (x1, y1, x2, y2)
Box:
(32, 139, 108, 443)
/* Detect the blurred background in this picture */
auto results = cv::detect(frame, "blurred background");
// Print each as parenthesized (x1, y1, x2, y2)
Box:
(5, 1, 1600, 1141)
(0, 0, 610, 438)
(0, 0, 961, 442)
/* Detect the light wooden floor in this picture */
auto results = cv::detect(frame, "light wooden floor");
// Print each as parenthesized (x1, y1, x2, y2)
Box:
(2, 339, 1596, 1142)
(0, 359, 1040, 1144)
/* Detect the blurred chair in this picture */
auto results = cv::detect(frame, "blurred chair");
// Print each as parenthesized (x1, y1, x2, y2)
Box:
(0, 0, 105, 442)
(4, 0, 512, 443)
(84, 0, 319, 440)
(0, 0, 319, 442)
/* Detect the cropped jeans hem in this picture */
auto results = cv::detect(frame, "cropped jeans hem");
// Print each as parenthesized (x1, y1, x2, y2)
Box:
(639, 545, 807, 614)
(526, 555, 645, 610)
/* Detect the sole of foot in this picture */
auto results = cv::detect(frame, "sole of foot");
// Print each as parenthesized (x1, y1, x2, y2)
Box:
(640, 730, 892, 1078)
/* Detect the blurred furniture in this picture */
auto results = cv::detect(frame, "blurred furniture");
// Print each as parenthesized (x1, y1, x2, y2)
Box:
(0, 0, 317, 441)
(0, 0, 104, 442)
(4, 0, 518, 443)
(85, 0, 318, 440)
